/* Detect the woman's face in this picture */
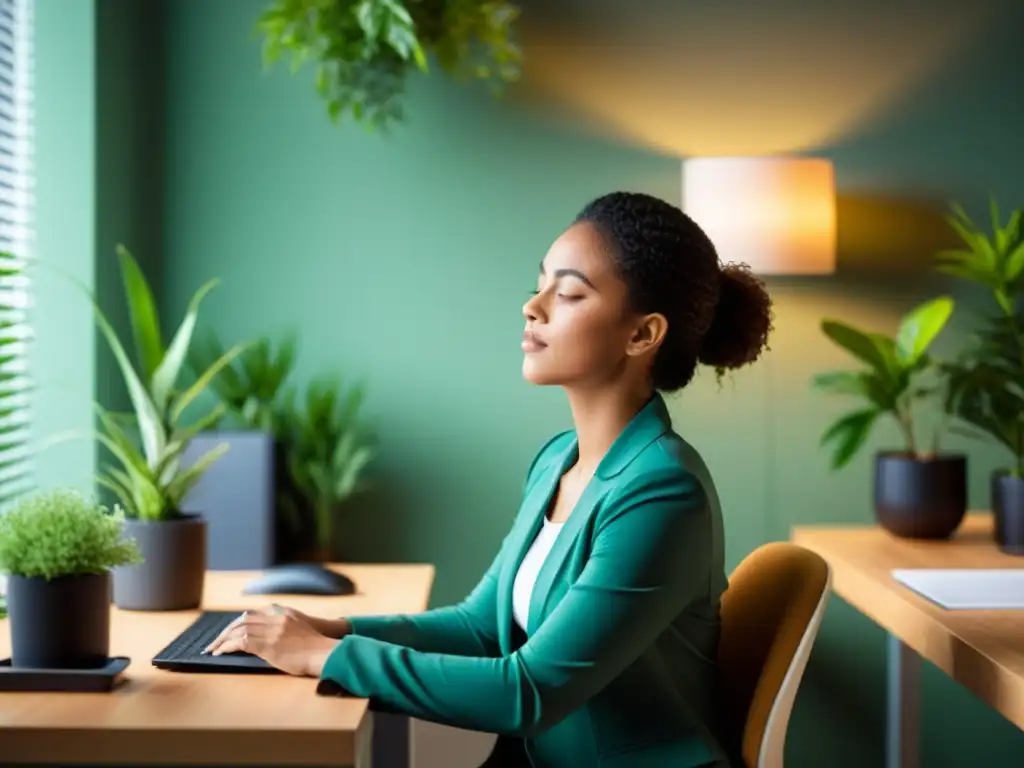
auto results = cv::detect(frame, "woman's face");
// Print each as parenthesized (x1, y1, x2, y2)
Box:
(522, 222, 661, 388)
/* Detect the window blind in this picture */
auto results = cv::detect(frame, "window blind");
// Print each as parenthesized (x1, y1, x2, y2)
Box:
(0, 0, 33, 509)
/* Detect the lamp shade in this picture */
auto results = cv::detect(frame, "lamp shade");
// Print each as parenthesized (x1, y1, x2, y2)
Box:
(682, 156, 836, 275)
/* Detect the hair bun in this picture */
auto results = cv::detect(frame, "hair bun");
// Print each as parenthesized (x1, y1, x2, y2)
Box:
(697, 263, 773, 373)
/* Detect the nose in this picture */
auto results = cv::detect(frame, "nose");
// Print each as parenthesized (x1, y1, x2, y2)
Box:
(523, 291, 546, 323)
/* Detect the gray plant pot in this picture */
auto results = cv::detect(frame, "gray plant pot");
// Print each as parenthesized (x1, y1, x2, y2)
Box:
(112, 516, 206, 611)
(180, 430, 278, 570)
(7, 572, 111, 668)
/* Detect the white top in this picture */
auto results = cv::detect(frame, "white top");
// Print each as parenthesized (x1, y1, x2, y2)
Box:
(512, 517, 564, 630)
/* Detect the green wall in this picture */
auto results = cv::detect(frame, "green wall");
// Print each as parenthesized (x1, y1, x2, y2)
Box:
(33, 0, 1024, 765)
(33, 0, 97, 491)
(33, 0, 164, 491)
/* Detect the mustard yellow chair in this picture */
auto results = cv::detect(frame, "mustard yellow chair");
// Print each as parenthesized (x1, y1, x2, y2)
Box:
(717, 542, 832, 768)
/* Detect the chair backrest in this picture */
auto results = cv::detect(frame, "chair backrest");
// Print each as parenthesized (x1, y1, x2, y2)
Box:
(717, 542, 832, 768)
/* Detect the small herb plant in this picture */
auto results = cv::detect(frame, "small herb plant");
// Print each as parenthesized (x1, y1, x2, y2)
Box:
(936, 200, 1024, 476)
(813, 296, 955, 468)
(189, 332, 297, 433)
(0, 489, 142, 580)
(257, 0, 522, 131)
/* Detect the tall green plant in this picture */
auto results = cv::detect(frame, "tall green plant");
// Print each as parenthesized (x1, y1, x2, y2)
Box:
(83, 246, 250, 520)
(257, 0, 522, 131)
(812, 297, 955, 469)
(189, 331, 297, 432)
(279, 375, 375, 555)
(936, 200, 1024, 475)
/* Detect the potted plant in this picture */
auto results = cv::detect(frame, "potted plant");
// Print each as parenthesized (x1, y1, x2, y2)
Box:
(278, 375, 375, 563)
(0, 489, 141, 668)
(84, 246, 248, 610)
(813, 296, 966, 539)
(256, 0, 522, 131)
(936, 200, 1024, 554)
(180, 331, 297, 569)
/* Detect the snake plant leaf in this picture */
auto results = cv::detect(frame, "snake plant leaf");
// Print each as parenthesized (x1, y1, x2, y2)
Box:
(190, 331, 244, 398)
(96, 471, 134, 512)
(88, 293, 165, 468)
(156, 404, 228, 487)
(895, 296, 954, 364)
(93, 402, 148, 470)
(165, 441, 230, 508)
(151, 278, 220, 413)
(116, 245, 164, 383)
(92, 430, 161, 520)
(170, 341, 250, 424)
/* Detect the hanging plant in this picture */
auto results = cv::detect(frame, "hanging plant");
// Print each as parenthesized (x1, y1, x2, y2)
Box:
(257, 0, 522, 131)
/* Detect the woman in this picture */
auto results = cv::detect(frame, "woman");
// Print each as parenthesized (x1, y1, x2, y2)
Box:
(207, 191, 773, 767)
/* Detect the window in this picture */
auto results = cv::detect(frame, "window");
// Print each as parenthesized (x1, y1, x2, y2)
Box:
(0, 0, 33, 517)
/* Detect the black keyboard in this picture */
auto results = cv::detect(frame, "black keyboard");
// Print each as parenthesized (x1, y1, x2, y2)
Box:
(152, 611, 278, 673)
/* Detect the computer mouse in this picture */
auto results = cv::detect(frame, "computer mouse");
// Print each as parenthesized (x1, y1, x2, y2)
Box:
(242, 564, 356, 596)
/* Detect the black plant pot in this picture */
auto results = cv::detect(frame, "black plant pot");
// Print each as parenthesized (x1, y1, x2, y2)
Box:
(112, 516, 206, 611)
(992, 470, 1024, 556)
(874, 453, 967, 539)
(6, 572, 111, 668)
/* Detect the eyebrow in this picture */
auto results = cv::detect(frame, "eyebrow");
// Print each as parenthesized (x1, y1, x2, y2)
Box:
(539, 261, 596, 290)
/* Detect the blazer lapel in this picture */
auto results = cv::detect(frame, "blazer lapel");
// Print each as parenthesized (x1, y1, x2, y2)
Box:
(496, 436, 578, 652)
(524, 394, 673, 634)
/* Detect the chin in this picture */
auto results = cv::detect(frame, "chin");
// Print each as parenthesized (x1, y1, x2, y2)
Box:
(521, 356, 561, 386)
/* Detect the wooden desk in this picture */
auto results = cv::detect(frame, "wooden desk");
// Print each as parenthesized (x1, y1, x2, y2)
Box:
(792, 514, 1024, 768)
(0, 563, 435, 767)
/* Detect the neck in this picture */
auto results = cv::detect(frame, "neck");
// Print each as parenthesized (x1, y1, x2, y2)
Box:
(565, 384, 654, 474)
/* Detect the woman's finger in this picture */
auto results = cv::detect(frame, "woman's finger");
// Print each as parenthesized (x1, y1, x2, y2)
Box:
(210, 626, 268, 656)
(205, 613, 269, 653)
(210, 635, 245, 656)
(205, 615, 242, 653)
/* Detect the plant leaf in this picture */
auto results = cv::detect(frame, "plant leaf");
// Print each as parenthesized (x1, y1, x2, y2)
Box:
(116, 245, 164, 382)
(895, 296, 954, 363)
(821, 408, 880, 469)
(166, 441, 230, 508)
(151, 279, 219, 414)
(821, 320, 895, 375)
(170, 342, 250, 424)
(89, 293, 166, 468)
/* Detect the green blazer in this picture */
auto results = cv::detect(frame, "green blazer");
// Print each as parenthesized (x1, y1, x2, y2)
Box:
(319, 394, 730, 767)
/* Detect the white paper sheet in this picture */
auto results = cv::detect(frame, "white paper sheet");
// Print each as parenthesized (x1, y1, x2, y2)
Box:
(891, 569, 1024, 610)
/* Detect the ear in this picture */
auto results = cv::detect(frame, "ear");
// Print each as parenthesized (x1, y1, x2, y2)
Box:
(625, 312, 669, 357)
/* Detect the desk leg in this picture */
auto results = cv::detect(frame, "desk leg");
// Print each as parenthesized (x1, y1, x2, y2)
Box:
(886, 633, 920, 768)
(372, 711, 411, 768)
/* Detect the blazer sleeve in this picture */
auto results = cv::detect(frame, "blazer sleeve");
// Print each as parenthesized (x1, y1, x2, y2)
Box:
(344, 534, 507, 657)
(341, 432, 569, 657)
(318, 468, 714, 737)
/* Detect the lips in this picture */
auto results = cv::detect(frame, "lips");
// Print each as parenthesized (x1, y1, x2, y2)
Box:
(522, 330, 547, 352)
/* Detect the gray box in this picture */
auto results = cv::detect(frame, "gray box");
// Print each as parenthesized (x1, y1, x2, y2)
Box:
(179, 431, 277, 570)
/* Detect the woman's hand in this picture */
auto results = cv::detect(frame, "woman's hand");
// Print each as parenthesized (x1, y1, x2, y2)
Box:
(204, 607, 340, 677)
(272, 604, 353, 640)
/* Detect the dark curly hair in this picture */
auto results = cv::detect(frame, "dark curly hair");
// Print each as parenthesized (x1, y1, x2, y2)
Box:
(574, 191, 773, 392)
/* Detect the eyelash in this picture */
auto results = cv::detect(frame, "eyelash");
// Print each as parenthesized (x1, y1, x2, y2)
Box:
(529, 290, 581, 302)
